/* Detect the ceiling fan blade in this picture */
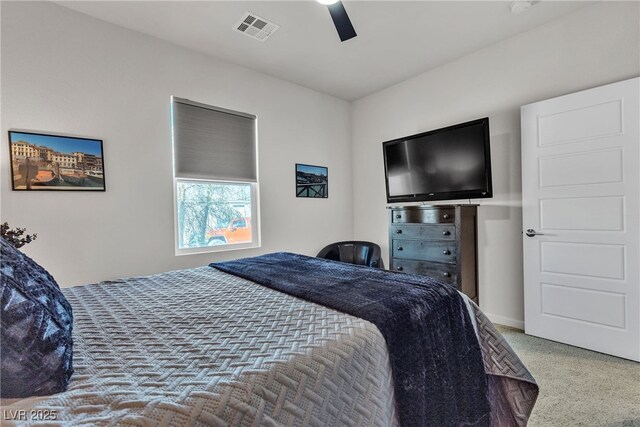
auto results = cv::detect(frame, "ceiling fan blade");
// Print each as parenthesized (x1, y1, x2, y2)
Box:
(327, 1, 357, 42)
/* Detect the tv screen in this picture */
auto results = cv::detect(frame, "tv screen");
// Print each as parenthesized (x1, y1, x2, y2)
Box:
(383, 118, 492, 203)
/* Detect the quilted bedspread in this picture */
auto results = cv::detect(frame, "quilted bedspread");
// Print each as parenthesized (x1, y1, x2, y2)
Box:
(212, 253, 489, 427)
(0, 266, 537, 426)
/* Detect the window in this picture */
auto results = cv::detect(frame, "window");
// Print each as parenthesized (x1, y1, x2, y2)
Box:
(171, 97, 259, 254)
(231, 219, 247, 229)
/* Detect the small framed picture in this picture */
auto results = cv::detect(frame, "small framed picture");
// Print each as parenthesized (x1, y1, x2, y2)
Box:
(296, 163, 328, 198)
(8, 131, 105, 191)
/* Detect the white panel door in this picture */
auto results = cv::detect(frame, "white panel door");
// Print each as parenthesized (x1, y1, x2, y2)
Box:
(521, 77, 639, 361)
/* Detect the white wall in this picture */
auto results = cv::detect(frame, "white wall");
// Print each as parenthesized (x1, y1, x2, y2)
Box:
(0, 1, 353, 287)
(351, 1, 640, 328)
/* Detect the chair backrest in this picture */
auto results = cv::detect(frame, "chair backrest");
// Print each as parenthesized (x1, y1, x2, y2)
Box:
(317, 241, 384, 269)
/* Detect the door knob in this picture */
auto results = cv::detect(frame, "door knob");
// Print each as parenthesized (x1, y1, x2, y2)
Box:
(525, 229, 544, 237)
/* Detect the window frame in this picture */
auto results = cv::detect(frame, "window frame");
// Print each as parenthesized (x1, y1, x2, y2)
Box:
(173, 178, 261, 256)
(170, 96, 260, 256)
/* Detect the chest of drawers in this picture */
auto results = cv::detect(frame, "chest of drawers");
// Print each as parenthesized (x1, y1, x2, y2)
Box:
(388, 205, 478, 303)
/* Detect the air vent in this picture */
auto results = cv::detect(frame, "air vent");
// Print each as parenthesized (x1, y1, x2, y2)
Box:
(234, 12, 279, 42)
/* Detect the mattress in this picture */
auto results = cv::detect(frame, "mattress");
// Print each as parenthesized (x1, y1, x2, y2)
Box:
(0, 266, 537, 426)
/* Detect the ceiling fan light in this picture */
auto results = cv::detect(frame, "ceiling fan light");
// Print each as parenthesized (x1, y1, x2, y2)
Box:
(317, 0, 339, 5)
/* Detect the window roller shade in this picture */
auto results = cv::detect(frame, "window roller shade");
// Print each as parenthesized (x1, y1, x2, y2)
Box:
(172, 99, 257, 182)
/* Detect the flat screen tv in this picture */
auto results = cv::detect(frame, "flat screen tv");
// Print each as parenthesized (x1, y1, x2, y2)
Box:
(383, 118, 492, 203)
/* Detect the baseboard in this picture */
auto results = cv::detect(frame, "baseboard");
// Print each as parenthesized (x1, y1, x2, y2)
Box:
(484, 312, 524, 330)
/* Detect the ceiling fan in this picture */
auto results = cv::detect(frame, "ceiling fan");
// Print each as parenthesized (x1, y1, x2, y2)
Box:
(317, 0, 357, 42)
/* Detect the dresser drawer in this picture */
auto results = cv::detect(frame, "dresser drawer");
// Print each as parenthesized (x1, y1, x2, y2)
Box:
(391, 259, 457, 286)
(391, 207, 455, 224)
(390, 224, 455, 240)
(388, 205, 478, 303)
(392, 240, 457, 263)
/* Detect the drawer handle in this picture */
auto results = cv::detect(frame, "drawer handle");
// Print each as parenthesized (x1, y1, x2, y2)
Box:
(396, 266, 403, 271)
(397, 246, 403, 251)
(443, 250, 451, 255)
(442, 272, 451, 278)
(443, 213, 450, 219)
(442, 230, 451, 236)
(396, 229, 402, 234)
(395, 214, 402, 219)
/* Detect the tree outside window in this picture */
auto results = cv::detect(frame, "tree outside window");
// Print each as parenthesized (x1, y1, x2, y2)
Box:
(176, 181, 252, 249)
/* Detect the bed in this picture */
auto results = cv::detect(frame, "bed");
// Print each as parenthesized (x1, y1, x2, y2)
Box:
(1, 253, 538, 426)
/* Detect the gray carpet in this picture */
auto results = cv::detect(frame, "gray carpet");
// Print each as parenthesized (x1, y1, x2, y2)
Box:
(497, 325, 640, 427)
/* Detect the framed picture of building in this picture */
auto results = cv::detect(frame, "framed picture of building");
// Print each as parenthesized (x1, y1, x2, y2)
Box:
(8, 131, 105, 191)
(295, 163, 328, 198)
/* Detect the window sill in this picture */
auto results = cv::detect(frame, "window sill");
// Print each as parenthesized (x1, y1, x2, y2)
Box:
(175, 242, 260, 257)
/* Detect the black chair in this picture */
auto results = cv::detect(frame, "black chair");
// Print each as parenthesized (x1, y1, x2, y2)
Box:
(317, 241, 384, 269)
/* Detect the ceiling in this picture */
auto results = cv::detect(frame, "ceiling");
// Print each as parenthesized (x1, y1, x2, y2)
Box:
(57, 1, 594, 101)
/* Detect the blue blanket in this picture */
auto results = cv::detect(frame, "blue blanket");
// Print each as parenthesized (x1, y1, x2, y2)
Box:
(211, 253, 489, 427)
